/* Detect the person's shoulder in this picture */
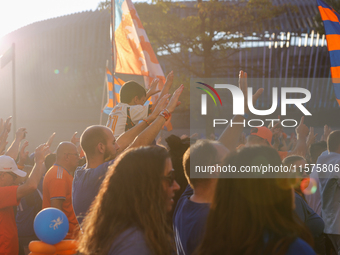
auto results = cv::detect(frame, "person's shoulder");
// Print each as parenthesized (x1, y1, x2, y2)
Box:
(318, 151, 340, 162)
(45, 165, 68, 181)
(74, 161, 113, 180)
(129, 104, 148, 112)
(109, 103, 128, 115)
(99, 160, 115, 169)
(44, 165, 59, 178)
(0, 185, 18, 193)
(285, 238, 315, 255)
(294, 193, 305, 203)
(109, 227, 151, 255)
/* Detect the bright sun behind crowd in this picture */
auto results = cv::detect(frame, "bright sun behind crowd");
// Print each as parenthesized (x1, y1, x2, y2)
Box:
(0, 0, 100, 44)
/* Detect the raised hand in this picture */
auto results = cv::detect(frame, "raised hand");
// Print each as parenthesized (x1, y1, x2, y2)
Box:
(239, 70, 264, 114)
(151, 94, 171, 117)
(164, 71, 174, 89)
(295, 116, 309, 139)
(18, 141, 29, 166)
(146, 78, 161, 99)
(306, 127, 318, 148)
(34, 144, 50, 164)
(0, 130, 8, 154)
(4, 116, 12, 133)
(321, 125, 332, 141)
(166, 84, 184, 113)
(71, 132, 80, 145)
(15, 127, 27, 142)
(46, 132, 56, 147)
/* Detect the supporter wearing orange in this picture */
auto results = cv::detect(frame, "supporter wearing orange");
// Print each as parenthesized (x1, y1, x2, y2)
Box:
(245, 117, 309, 160)
(0, 145, 48, 255)
(43, 142, 80, 239)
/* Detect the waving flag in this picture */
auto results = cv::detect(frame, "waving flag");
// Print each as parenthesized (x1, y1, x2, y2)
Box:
(112, 0, 172, 130)
(103, 68, 125, 114)
(317, 0, 340, 105)
(113, 0, 166, 88)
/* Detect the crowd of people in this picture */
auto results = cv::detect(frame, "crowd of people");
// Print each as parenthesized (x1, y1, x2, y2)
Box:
(0, 70, 339, 255)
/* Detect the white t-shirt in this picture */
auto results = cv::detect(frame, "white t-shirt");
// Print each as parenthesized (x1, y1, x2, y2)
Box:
(106, 103, 150, 138)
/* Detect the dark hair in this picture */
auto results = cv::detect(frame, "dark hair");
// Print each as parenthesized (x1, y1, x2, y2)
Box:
(120, 81, 146, 104)
(328, 130, 340, 152)
(80, 126, 108, 156)
(282, 155, 305, 167)
(78, 146, 174, 255)
(166, 135, 195, 215)
(182, 139, 219, 188)
(309, 141, 327, 163)
(196, 146, 313, 255)
(44, 153, 56, 170)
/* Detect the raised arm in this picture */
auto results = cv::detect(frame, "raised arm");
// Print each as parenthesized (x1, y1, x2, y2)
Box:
(218, 71, 263, 151)
(6, 127, 27, 160)
(16, 144, 49, 200)
(287, 117, 309, 157)
(17, 141, 29, 167)
(129, 84, 184, 149)
(116, 94, 171, 152)
(145, 78, 161, 102)
(149, 71, 174, 111)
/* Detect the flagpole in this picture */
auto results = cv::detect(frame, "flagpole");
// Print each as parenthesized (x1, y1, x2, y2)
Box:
(12, 43, 16, 137)
(100, 60, 109, 125)
(111, 0, 117, 106)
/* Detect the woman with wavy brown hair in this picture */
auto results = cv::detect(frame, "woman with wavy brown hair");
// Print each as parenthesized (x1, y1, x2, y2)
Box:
(196, 146, 315, 255)
(78, 146, 180, 255)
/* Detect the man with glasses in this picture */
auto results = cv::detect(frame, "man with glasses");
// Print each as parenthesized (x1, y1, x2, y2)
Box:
(0, 144, 48, 255)
(42, 142, 80, 240)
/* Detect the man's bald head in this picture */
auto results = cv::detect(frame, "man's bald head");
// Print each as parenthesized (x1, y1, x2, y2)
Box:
(80, 125, 110, 156)
(56, 142, 78, 159)
(55, 142, 79, 172)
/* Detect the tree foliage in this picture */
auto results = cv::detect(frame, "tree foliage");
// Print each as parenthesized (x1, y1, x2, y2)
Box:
(98, 0, 291, 78)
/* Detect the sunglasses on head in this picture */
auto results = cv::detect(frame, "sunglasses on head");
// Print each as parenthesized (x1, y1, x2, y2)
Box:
(163, 169, 175, 186)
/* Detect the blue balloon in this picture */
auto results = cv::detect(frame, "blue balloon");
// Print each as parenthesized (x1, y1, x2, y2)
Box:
(34, 207, 69, 244)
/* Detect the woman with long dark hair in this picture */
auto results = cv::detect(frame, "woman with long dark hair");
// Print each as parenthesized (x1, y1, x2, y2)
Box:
(196, 146, 315, 255)
(78, 146, 180, 255)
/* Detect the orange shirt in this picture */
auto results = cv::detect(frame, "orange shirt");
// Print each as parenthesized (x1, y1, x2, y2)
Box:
(278, 151, 288, 160)
(0, 185, 20, 255)
(42, 165, 78, 239)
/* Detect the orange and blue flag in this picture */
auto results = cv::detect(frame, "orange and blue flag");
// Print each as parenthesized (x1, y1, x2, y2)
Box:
(112, 0, 172, 130)
(103, 68, 125, 114)
(317, 0, 340, 105)
(113, 0, 166, 89)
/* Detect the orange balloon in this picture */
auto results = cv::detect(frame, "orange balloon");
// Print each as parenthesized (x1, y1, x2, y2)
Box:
(55, 249, 77, 255)
(54, 240, 78, 251)
(28, 252, 51, 255)
(29, 241, 56, 254)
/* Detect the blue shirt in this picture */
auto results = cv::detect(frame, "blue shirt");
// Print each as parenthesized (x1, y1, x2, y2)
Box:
(173, 185, 210, 255)
(16, 180, 43, 237)
(317, 150, 340, 234)
(285, 238, 315, 255)
(72, 160, 114, 225)
(109, 227, 152, 255)
(295, 192, 324, 237)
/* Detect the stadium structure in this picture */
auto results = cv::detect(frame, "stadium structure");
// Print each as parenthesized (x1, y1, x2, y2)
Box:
(0, 0, 337, 147)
